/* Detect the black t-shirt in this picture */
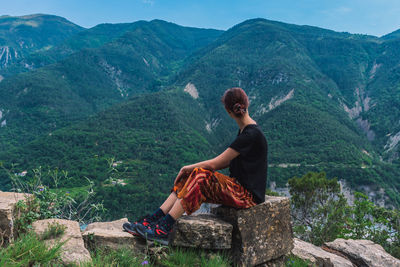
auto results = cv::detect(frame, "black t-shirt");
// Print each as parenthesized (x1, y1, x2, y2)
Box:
(229, 124, 268, 204)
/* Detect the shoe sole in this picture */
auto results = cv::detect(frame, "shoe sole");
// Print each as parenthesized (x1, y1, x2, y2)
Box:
(135, 225, 169, 246)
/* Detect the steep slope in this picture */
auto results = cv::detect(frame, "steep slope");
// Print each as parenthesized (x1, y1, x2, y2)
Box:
(1, 22, 137, 76)
(0, 92, 217, 219)
(363, 38, 400, 162)
(381, 29, 400, 40)
(0, 20, 223, 151)
(0, 14, 83, 72)
(173, 19, 399, 206)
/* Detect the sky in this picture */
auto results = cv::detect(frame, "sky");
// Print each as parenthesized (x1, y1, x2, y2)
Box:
(1, 0, 400, 37)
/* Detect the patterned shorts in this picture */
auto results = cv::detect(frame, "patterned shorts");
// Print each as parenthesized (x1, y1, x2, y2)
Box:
(172, 167, 257, 215)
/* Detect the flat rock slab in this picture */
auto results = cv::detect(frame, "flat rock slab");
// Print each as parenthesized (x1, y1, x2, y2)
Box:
(324, 238, 400, 267)
(0, 192, 32, 245)
(213, 195, 294, 267)
(169, 214, 232, 249)
(82, 218, 146, 253)
(292, 238, 354, 267)
(33, 219, 91, 265)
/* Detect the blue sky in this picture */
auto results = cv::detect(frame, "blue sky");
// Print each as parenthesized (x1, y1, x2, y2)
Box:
(1, 0, 399, 37)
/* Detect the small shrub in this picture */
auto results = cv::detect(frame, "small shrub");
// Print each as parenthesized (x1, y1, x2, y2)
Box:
(266, 188, 281, 196)
(40, 222, 67, 240)
(14, 197, 40, 234)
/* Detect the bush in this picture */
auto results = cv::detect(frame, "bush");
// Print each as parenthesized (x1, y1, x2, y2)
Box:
(340, 192, 400, 259)
(288, 171, 350, 245)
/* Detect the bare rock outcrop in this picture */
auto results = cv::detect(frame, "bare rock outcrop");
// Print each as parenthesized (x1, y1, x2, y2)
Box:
(0, 192, 32, 245)
(213, 195, 294, 267)
(82, 218, 146, 253)
(323, 238, 400, 267)
(169, 214, 232, 249)
(32, 219, 91, 265)
(292, 238, 354, 266)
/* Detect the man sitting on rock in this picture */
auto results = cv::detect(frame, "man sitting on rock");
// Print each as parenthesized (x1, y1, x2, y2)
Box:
(123, 87, 268, 245)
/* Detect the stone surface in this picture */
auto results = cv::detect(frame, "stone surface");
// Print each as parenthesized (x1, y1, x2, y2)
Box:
(0, 192, 32, 245)
(324, 238, 400, 267)
(82, 218, 146, 253)
(292, 238, 354, 267)
(170, 214, 232, 249)
(32, 218, 91, 265)
(213, 195, 294, 267)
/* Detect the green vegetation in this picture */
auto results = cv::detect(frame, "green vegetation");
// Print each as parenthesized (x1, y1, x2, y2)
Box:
(40, 222, 66, 240)
(288, 172, 349, 246)
(285, 254, 313, 267)
(289, 171, 400, 259)
(85, 247, 149, 267)
(4, 164, 105, 233)
(159, 247, 231, 267)
(0, 16, 399, 222)
(0, 14, 83, 77)
(342, 192, 400, 258)
(0, 231, 64, 266)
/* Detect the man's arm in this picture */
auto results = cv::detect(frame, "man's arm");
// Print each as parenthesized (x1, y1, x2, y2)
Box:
(174, 148, 239, 184)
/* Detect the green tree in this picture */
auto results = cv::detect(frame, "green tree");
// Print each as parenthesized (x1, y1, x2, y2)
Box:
(288, 171, 350, 246)
(342, 192, 400, 258)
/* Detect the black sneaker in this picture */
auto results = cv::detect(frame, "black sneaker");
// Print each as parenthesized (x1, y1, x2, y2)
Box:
(123, 214, 156, 236)
(122, 222, 139, 236)
(136, 222, 172, 245)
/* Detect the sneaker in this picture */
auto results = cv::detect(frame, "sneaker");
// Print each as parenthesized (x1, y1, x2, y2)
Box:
(136, 223, 172, 245)
(122, 222, 139, 236)
(122, 214, 156, 236)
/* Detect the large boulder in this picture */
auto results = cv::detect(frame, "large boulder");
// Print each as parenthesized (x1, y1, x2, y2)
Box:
(0, 192, 32, 245)
(169, 214, 232, 249)
(32, 219, 91, 265)
(323, 238, 400, 267)
(292, 238, 354, 267)
(82, 218, 146, 253)
(213, 195, 294, 267)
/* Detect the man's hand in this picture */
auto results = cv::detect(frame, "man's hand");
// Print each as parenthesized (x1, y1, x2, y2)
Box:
(174, 165, 193, 185)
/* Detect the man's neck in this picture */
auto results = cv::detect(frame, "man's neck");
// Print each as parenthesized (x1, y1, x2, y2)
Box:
(235, 114, 256, 132)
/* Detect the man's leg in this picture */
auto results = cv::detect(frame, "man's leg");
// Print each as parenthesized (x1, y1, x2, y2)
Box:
(160, 191, 178, 214)
(168, 198, 185, 219)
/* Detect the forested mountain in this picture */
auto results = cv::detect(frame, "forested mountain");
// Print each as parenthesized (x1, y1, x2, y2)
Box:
(0, 14, 83, 75)
(0, 15, 399, 219)
(0, 19, 223, 151)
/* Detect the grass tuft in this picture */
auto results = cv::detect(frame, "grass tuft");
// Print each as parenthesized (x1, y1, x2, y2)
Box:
(0, 231, 64, 266)
(40, 221, 67, 240)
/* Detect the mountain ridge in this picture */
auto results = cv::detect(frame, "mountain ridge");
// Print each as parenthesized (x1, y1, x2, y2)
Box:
(0, 15, 399, 218)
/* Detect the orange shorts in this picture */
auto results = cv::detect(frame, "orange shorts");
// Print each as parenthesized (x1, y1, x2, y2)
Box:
(172, 167, 256, 215)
